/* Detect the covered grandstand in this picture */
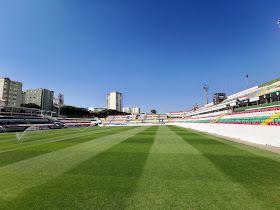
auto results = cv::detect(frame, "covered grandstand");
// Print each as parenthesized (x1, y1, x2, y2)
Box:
(178, 78, 280, 125)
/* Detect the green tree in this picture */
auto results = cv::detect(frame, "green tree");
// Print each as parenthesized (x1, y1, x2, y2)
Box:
(151, 109, 156, 114)
(21, 103, 41, 109)
(91, 109, 130, 118)
(60, 106, 90, 117)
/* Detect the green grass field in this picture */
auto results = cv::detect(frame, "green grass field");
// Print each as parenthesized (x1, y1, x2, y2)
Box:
(0, 125, 280, 209)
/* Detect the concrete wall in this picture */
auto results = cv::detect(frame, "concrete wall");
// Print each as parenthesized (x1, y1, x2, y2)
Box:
(173, 123, 280, 147)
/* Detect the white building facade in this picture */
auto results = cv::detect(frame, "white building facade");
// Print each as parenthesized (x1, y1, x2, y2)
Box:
(123, 107, 131, 113)
(107, 92, 123, 112)
(0, 78, 23, 107)
(132, 107, 140, 114)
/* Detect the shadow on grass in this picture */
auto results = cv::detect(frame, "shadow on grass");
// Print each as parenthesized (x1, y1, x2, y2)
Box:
(170, 125, 280, 209)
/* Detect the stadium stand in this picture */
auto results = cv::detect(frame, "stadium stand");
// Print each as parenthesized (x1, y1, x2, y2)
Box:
(102, 114, 169, 125)
(0, 115, 59, 132)
(172, 78, 280, 126)
(215, 107, 280, 125)
(56, 118, 95, 127)
(3, 78, 277, 130)
(101, 78, 280, 127)
(169, 111, 185, 118)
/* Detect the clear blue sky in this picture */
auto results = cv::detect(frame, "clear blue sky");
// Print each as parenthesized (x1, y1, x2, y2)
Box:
(1, 0, 280, 113)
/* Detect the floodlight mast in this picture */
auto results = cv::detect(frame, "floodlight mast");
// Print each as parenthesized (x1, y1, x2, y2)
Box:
(278, 20, 280, 27)
(203, 85, 209, 104)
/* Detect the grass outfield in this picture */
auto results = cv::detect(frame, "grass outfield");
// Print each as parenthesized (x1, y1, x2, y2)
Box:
(0, 125, 280, 209)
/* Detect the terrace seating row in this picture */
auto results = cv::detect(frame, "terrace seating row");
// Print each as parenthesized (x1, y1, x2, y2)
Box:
(103, 114, 169, 125)
(185, 80, 280, 118)
(173, 110, 230, 124)
(169, 112, 183, 118)
(0, 115, 57, 132)
(215, 107, 280, 125)
(170, 107, 280, 126)
(57, 118, 93, 127)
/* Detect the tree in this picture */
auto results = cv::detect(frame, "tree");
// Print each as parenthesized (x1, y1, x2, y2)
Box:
(90, 109, 131, 118)
(60, 106, 90, 117)
(21, 103, 41, 109)
(151, 109, 156, 114)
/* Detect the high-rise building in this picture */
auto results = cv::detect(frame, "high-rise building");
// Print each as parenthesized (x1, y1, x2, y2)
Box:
(132, 107, 140, 114)
(25, 88, 54, 111)
(123, 107, 131, 114)
(0, 77, 23, 107)
(21, 91, 26, 104)
(107, 92, 123, 112)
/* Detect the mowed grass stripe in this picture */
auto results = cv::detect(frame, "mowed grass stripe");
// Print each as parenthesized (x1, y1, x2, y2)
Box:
(0, 128, 98, 149)
(0, 127, 126, 151)
(0, 126, 148, 203)
(0, 126, 136, 168)
(0, 126, 126, 153)
(0, 127, 100, 147)
(175, 125, 280, 162)
(2, 126, 159, 209)
(1, 125, 279, 209)
(170, 125, 280, 209)
(127, 126, 263, 209)
(0, 126, 109, 149)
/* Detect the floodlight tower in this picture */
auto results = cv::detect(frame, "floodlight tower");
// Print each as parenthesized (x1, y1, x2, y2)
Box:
(278, 20, 280, 27)
(203, 85, 209, 104)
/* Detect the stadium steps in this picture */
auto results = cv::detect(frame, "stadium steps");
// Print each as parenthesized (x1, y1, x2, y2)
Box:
(260, 112, 280, 125)
(212, 114, 228, 123)
(259, 83, 280, 96)
(102, 117, 108, 124)
(24, 119, 34, 127)
(85, 118, 94, 125)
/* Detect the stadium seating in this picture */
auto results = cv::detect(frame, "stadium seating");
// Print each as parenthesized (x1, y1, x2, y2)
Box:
(185, 110, 229, 123)
(57, 118, 94, 127)
(186, 79, 280, 118)
(103, 114, 169, 125)
(215, 107, 280, 125)
(169, 79, 280, 126)
(0, 115, 58, 132)
(100, 79, 280, 127)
